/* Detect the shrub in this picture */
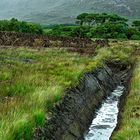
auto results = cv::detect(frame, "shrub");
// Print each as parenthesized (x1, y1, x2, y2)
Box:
(45, 25, 77, 37)
(0, 18, 43, 34)
(131, 34, 140, 40)
(116, 33, 127, 39)
(70, 26, 91, 38)
(125, 27, 138, 39)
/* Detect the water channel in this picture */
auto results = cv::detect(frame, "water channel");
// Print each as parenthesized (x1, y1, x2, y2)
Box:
(84, 86, 124, 140)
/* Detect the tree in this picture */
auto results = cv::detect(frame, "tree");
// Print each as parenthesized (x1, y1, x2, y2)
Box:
(108, 14, 128, 23)
(76, 13, 128, 26)
(0, 19, 43, 34)
(132, 20, 140, 31)
(76, 13, 89, 25)
(125, 27, 140, 39)
(45, 12, 140, 40)
(88, 22, 128, 39)
(70, 26, 90, 38)
(8, 18, 20, 31)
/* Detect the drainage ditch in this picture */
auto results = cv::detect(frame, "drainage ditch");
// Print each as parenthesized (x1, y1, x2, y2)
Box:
(84, 86, 124, 140)
(34, 61, 133, 140)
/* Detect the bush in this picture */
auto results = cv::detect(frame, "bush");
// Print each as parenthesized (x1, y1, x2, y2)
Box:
(125, 27, 138, 39)
(70, 26, 91, 38)
(131, 34, 140, 40)
(88, 22, 128, 39)
(45, 25, 78, 37)
(0, 18, 43, 34)
(116, 33, 127, 39)
(132, 20, 140, 31)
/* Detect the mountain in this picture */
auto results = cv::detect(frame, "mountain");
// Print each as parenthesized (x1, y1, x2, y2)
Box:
(0, 0, 140, 24)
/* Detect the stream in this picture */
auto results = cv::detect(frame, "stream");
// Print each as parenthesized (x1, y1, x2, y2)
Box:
(84, 86, 124, 140)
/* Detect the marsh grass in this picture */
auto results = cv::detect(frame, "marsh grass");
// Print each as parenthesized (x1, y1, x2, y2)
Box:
(112, 56, 140, 140)
(0, 41, 139, 140)
(0, 47, 97, 140)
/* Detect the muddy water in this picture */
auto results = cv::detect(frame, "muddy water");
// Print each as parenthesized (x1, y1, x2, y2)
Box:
(84, 86, 124, 140)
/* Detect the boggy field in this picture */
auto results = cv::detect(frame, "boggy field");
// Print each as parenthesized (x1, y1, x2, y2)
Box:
(0, 39, 140, 140)
(112, 55, 140, 140)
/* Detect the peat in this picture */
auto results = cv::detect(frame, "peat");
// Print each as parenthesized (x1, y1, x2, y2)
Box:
(33, 61, 133, 140)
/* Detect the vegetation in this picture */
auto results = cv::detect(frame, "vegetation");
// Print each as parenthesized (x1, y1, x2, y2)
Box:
(132, 20, 140, 31)
(45, 13, 140, 40)
(43, 25, 78, 37)
(0, 40, 136, 140)
(0, 13, 140, 40)
(0, 18, 43, 34)
(112, 55, 140, 140)
(0, 10, 140, 140)
(76, 13, 128, 26)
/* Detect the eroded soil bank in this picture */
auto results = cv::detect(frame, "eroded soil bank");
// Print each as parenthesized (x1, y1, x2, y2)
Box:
(33, 61, 133, 140)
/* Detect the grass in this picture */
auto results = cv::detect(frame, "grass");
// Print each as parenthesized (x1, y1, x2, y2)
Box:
(0, 40, 139, 140)
(0, 47, 99, 140)
(112, 55, 140, 140)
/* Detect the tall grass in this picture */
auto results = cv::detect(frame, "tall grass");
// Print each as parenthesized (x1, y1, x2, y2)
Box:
(0, 47, 97, 140)
(112, 56, 140, 140)
(0, 41, 138, 140)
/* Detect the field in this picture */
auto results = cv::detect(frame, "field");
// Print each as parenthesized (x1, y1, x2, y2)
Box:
(112, 55, 140, 140)
(0, 40, 139, 140)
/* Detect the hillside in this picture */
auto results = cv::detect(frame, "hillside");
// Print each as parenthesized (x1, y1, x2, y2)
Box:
(0, 0, 140, 24)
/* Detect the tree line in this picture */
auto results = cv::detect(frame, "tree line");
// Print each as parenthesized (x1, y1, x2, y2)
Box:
(0, 18, 43, 34)
(1, 13, 140, 40)
(46, 13, 140, 40)
(76, 13, 128, 26)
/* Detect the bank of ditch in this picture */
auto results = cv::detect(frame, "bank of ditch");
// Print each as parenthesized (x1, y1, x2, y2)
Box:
(111, 55, 140, 140)
(34, 60, 133, 140)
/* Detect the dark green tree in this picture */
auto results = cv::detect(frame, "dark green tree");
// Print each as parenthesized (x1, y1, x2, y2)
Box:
(0, 18, 43, 34)
(76, 13, 128, 26)
(76, 13, 89, 25)
(70, 26, 90, 38)
(132, 20, 140, 31)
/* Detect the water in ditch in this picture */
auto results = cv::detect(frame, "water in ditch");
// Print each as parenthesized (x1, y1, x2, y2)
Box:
(84, 86, 124, 140)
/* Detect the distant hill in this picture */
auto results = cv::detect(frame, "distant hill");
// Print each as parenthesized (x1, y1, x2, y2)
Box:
(0, 0, 140, 24)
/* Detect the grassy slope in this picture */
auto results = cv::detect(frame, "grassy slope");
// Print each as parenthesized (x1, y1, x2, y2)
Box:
(0, 41, 138, 140)
(112, 55, 140, 140)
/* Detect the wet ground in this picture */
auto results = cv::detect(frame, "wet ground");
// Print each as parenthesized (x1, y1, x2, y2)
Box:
(84, 86, 124, 140)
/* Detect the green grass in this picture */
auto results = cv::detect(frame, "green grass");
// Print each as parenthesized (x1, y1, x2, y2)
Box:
(0, 47, 98, 140)
(0, 41, 138, 140)
(112, 56, 140, 140)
